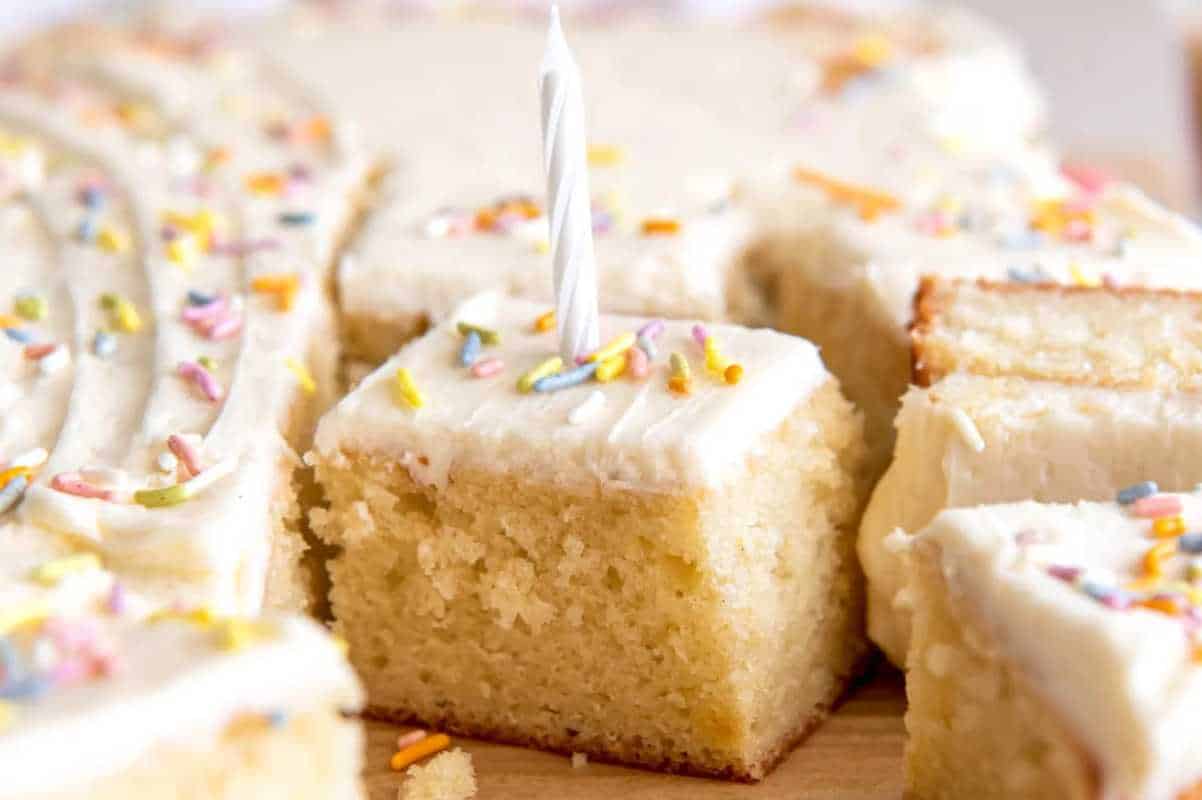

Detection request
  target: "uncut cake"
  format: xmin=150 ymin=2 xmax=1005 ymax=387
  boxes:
xmin=903 ymin=493 xmax=1202 ymax=799
xmin=309 ymin=292 xmax=868 ymax=780
xmin=0 ymin=551 xmax=364 ymax=800
xmin=0 ymin=22 xmax=370 ymax=613
xmin=860 ymin=278 xmax=1202 ymax=665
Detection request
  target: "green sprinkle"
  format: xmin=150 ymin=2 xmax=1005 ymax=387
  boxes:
xmin=99 ymin=293 xmax=118 ymax=310
xmin=456 ymin=321 xmax=500 ymax=346
xmin=198 ymin=355 xmax=217 ymax=371
xmin=134 ymin=484 xmax=191 ymax=508
xmin=14 ymin=295 xmax=47 ymax=321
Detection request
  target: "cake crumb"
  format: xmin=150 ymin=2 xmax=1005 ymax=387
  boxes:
xmin=571 ymin=752 xmax=588 ymax=769
xmin=398 ymin=748 xmax=476 ymax=800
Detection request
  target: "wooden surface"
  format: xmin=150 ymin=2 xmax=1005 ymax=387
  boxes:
xmin=364 ymin=666 xmax=906 ymax=800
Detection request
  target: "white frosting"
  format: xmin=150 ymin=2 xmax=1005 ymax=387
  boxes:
xmin=314 ymin=292 xmax=832 ymax=492
xmin=915 ymin=496 xmax=1202 ymax=799
xmin=0 ymin=28 xmax=368 ymax=613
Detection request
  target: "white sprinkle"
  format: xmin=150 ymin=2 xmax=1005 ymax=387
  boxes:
xmin=181 ymin=456 xmax=236 ymax=495
xmin=10 ymin=447 xmax=48 ymax=469
xmin=157 ymin=452 xmax=179 ymax=474
xmin=568 ymin=390 xmax=605 ymax=425
xmin=38 ymin=345 xmax=70 ymax=375
xmin=949 ymin=408 xmax=985 ymax=452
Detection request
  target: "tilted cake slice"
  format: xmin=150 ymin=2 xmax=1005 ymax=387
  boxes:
xmin=0 ymin=22 xmax=370 ymax=613
xmin=904 ymin=494 xmax=1202 ymax=799
xmin=309 ymin=292 xmax=868 ymax=780
xmin=860 ymin=278 xmax=1202 ymax=666
xmin=0 ymin=551 xmax=364 ymax=800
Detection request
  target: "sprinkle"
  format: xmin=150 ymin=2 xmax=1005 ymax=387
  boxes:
xmin=723 ymin=364 xmax=744 ymax=385
xmin=133 ymin=483 xmax=189 ymax=508
xmin=569 ymin=390 xmax=606 ymax=424
xmin=50 ymin=472 xmax=113 ymax=501
xmin=668 ymin=352 xmax=692 ymax=395
xmin=3 ymin=328 xmax=30 ymax=344
xmin=641 ymin=217 xmax=681 ymax=236
xmin=691 ymin=324 xmax=709 ymax=348
xmin=0 ymin=599 xmax=47 ymax=635
xmin=157 ymin=452 xmax=178 ymax=473
xmin=627 ymin=344 xmax=649 ymax=379
xmin=0 ymin=475 xmax=27 ymax=513
xmin=31 ymin=553 xmax=101 ymax=586
xmin=92 ymin=331 xmax=117 ymax=358
xmin=197 ymin=356 xmax=217 ymax=371
xmin=1144 ymin=541 xmax=1177 ymax=578
xmin=949 ymin=408 xmax=986 ymax=453
xmin=182 ymin=294 xmax=227 ymax=323
xmin=1154 ymin=516 xmax=1187 ymax=539
xmin=636 ymin=333 xmax=657 ymax=361
xmin=285 ymin=357 xmax=316 ymax=395
xmin=518 ymin=356 xmax=563 ymax=393
xmin=165 ymin=236 xmax=198 ymax=268
xmin=178 ymin=360 xmax=223 ymax=403
xmin=1047 ymin=565 xmax=1083 ymax=583
xmin=76 ymin=215 xmax=99 ymax=243
xmin=793 ymin=167 xmax=900 ymax=221
xmin=278 ymin=211 xmax=316 ymax=226
xmin=187 ymin=289 xmax=218 ymax=306
xmin=244 ymin=172 xmax=286 ymax=195
xmin=1137 ymin=594 xmax=1185 ymax=617
xmin=587 ymin=143 xmax=624 ymax=167
xmin=1179 ymin=534 xmax=1202 ymax=554
xmin=214 ymin=618 xmax=274 ymax=651
xmin=13 ymin=294 xmax=46 ymax=321
xmin=1131 ymin=495 xmax=1184 ymax=519
xmin=459 ymin=330 xmax=482 ymax=367
xmin=390 ymin=732 xmax=451 ymax=771
xmin=470 ymin=357 xmax=504 ymax=378
xmin=456 ymin=322 xmax=500 ymax=346
xmin=251 ymin=273 xmax=300 ymax=311
xmin=1117 ymin=481 xmax=1158 ymax=505
xmin=96 ymin=227 xmax=128 ymax=253
xmin=534 ymin=310 xmax=556 ymax=332
xmin=167 ymin=434 xmax=204 ymax=478
xmin=533 ymin=362 xmax=598 ymax=393
xmin=396 ymin=730 xmax=429 ymax=750
xmin=1069 ymin=263 xmax=1099 ymax=288
xmin=637 ymin=319 xmax=665 ymax=340
xmin=23 ymin=342 xmax=56 ymax=361
xmin=595 ymin=354 xmax=626 ymax=383
xmin=394 ymin=368 xmax=425 ymax=409
xmin=266 ymin=710 xmax=289 ymax=727
xmin=37 ymin=345 xmax=69 ymax=375
xmin=587 ymin=333 xmax=636 ymax=364
xmin=100 ymin=293 xmax=143 ymax=333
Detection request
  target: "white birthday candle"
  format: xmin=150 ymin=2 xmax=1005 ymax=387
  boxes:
xmin=539 ymin=5 xmax=599 ymax=361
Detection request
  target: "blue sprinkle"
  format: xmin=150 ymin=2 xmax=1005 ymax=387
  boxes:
xmin=0 ymin=475 xmax=27 ymax=515
xmin=1000 ymin=230 xmax=1044 ymax=251
xmin=1178 ymin=533 xmax=1202 ymax=554
xmin=265 ymin=709 xmax=289 ymax=727
xmin=1117 ymin=481 xmax=1158 ymax=505
xmin=187 ymin=289 xmax=218 ymax=307
xmin=636 ymin=334 xmax=657 ymax=361
xmin=76 ymin=214 xmax=99 ymax=243
xmin=1079 ymin=580 xmax=1115 ymax=603
xmin=533 ymin=361 xmax=598 ymax=393
xmin=278 ymin=211 xmax=316 ymax=226
xmin=3 ymin=328 xmax=31 ymax=344
xmin=459 ymin=330 xmax=481 ymax=367
xmin=92 ymin=331 xmax=117 ymax=359
xmin=81 ymin=186 xmax=106 ymax=210
xmin=0 ymin=672 xmax=50 ymax=701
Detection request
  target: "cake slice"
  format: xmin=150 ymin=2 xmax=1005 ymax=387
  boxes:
xmin=309 ymin=292 xmax=868 ymax=780
xmin=0 ymin=550 xmax=365 ymax=800
xmin=860 ymin=278 xmax=1202 ymax=666
xmin=904 ymin=494 xmax=1202 ymax=800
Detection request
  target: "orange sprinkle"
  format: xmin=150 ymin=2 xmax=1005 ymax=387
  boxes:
xmin=389 ymin=732 xmax=450 ymax=771
xmin=1143 ymin=541 xmax=1176 ymax=578
xmin=793 ymin=167 xmax=900 ymax=221
xmin=1137 ymin=595 xmax=1184 ymax=616
xmin=0 ymin=467 xmax=32 ymax=491
xmin=251 ymin=273 xmax=300 ymax=311
xmin=534 ymin=310 xmax=556 ymax=333
xmin=641 ymin=218 xmax=681 ymax=236
xmin=1193 ymin=644 xmax=1202 ymax=663
xmin=1153 ymin=515 xmax=1187 ymax=539
xmin=724 ymin=364 xmax=744 ymax=385
xmin=299 ymin=115 xmax=332 ymax=143
xmin=205 ymin=146 xmax=232 ymax=170
xmin=668 ymin=375 xmax=691 ymax=395
xmin=244 ymin=172 xmax=286 ymax=196
xmin=0 ymin=314 xmax=23 ymax=328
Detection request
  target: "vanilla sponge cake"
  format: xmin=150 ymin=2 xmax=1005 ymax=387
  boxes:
xmin=0 ymin=554 xmax=364 ymax=800
xmin=0 ymin=23 xmax=369 ymax=613
xmin=904 ymin=495 xmax=1202 ymax=799
xmin=860 ymin=279 xmax=1202 ymax=666
xmin=310 ymin=292 xmax=868 ymax=780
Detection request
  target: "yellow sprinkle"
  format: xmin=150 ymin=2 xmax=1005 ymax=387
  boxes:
xmin=251 ymin=273 xmax=301 ymax=312
xmin=587 ymin=332 xmax=636 ymax=363
xmin=285 ymin=357 xmax=316 ymax=395
xmin=851 ymin=33 xmax=893 ymax=67
xmin=0 ymin=700 xmax=17 ymax=731
xmin=150 ymin=606 xmax=216 ymax=628
xmin=394 ymin=368 xmax=425 ymax=409
xmin=587 ymin=143 xmax=625 ymax=167
xmin=534 ymin=238 xmax=551 ymax=254
xmin=1069 ymin=263 xmax=1100 ymax=288
xmin=134 ymin=483 xmax=191 ymax=508
xmin=518 ymin=356 xmax=563 ymax=393
xmin=0 ymin=313 xmax=22 ymax=328
xmin=0 ymin=466 xmax=33 ymax=491
xmin=534 ymin=310 xmax=556 ymax=333
xmin=166 ymin=236 xmax=197 ymax=269
xmin=113 ymin=298 xmax=143 ymax=333
xmin=31 ymin=553 xmax=101 ymax=586
xmin=456 ymin=322 xmax=500 ymax=345
xmin=0 ymin=598 xmax=48 ymax=634
xmin=244 ymin=172 xmax=286 ymax=195
xmin=1154 ymin=515 xmax=1186 ymax=539
xmin=214 ymin=617 xmax=274 ymax=651
xmin=13 ymin=295 xmax=46 ymax=321
xmin=97 ymin=226 xmax=129 ymax=254
xmin=641 ymin=218 xmax=681 ymax=236
xmin=703 ymin=336 xmax=724 ymax=371
xmin=595 ymin=354 xmax=626 ymax=383
xmin=390 ymin=733 xmax=451 ymax=771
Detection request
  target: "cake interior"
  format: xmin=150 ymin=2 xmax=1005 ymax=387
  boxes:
xmin=312 ymin=379 xmax=867 ymax=780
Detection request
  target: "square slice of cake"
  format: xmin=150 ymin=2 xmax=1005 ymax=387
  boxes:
xmin=861 ymin=278 xmax=1202 ymax=666
xmin=904 ymin=495 xmax=1202 ymax=800
xmin=309 ymin=292 xmax=868 ymax=780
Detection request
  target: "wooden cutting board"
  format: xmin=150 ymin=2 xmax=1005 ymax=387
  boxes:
xmin=363 ymin=666 xmax=906 ymax=799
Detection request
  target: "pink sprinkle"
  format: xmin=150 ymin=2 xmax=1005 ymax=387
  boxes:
xmin=1062 ymin=219 xmax=1093 ymax=243
xmin=1130 ymin=495 xmax=1183 ymax=519
xmin=471 ymin=357 xmax=504 ymax=378
xmin=1047 ymin=565 xmax=1082 ymax=583
xmin=691 ymin=324 xmax=709 ymax=347
xmin=210 ymin=238 xmax=281 ymax=257
xmin=23 ymin=342 xmax=57 ymax=361
xmin=637 ymin=319 xmax=665 ymax=340
xmin=107 ymin=581 xmax=127 ymax=615
xmin=627 ymin=343 xmax=649 ymax=378
xmin=51 ymin=472 xmax=113 ymax=501
xmin=182 ymin=294 xmax=227 ymax=323
xmin=167 ymin=434 xmax=204 ymax=478
xmin=396 ymin=730 xmax=428 ymax=750
xmin=207 ymin=313 xmax=243 ymax=340
xmin=178 ymin=360 xmax=223 ymax=402
xmin=1061 ymin=162 xmax=1112 ymax=196
xmin=52 ymin=657 xmax=92 ymax=685
xmin=1102 ymin=273 xmax=1119 ymax=291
